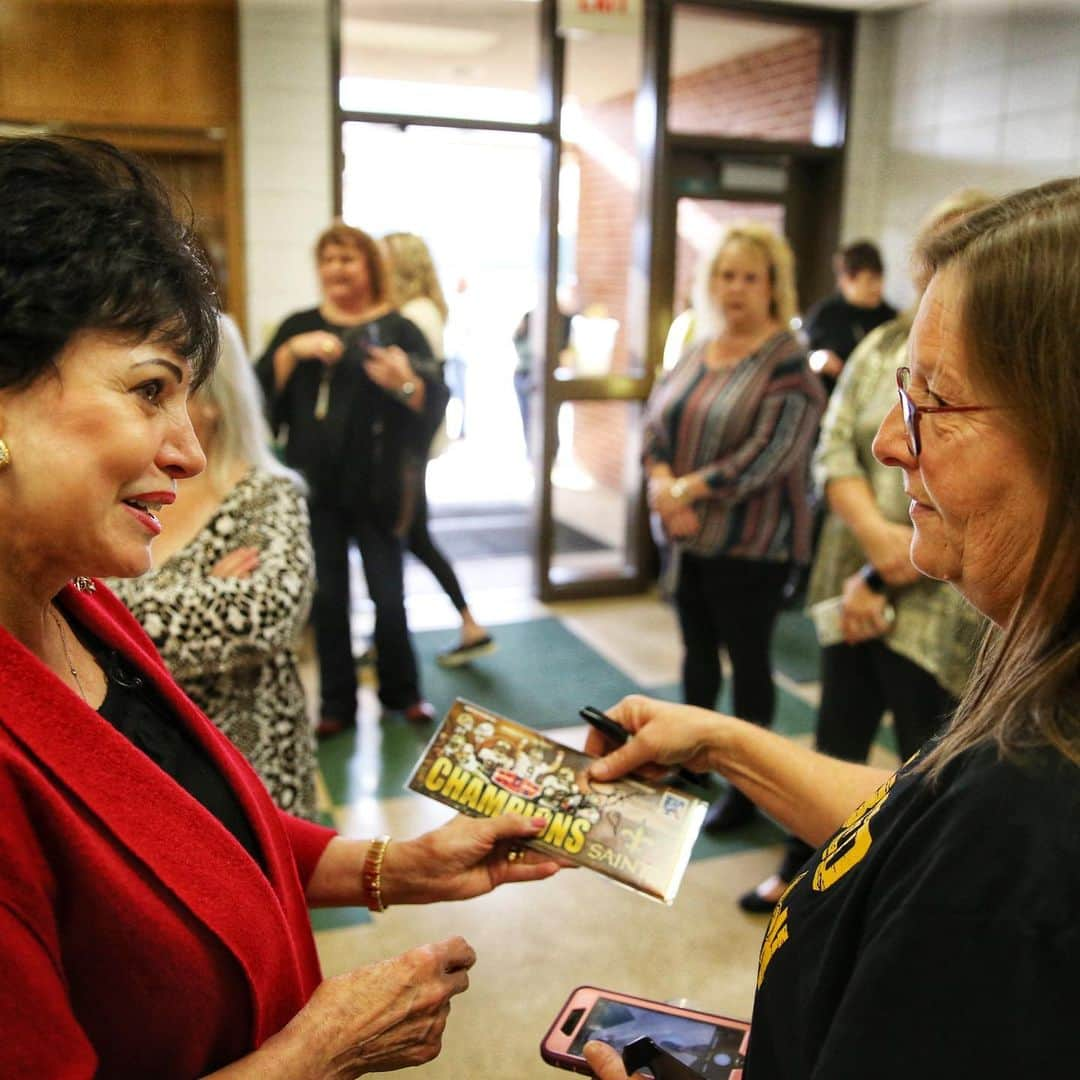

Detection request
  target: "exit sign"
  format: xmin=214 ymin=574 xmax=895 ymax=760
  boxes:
xmin=559 ymin=0 xmax=639 ymax=35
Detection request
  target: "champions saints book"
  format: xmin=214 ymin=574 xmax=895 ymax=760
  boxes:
xmin=406 ymin=698 xmax=708 ymax=904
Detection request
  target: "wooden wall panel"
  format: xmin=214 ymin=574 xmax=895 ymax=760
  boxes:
xmin=0 ymin=0 xmax=246 ymax=327
xmin=0 ymin=0 xmax=236 ymax=129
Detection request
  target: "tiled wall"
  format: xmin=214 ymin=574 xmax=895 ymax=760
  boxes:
xmin=843 ymin=0 xmax=1080 ymax=310
xmin=239 ymin=0 xmax=334 ymax=353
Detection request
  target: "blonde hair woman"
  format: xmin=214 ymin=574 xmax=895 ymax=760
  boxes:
xmin=643 ymin=221 xmax=825 ymax=832
xmin=111 ymin=314 xmax=318 ymax=817
xmin=383 ymin=231 xmax=496 ymax=667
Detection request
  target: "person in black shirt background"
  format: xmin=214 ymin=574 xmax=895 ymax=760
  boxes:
xmin=256 ymin=223 xmax=448 ymax=735
xmin=804 ymin=240 xmax=897 ymax=397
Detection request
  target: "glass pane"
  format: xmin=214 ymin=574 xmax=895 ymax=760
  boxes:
xmin=669 ymin=5 xmax=824 ymax=142
xmin=549 ymin=399 xmax=640 ymax=581
xmin=342 ymin=121 xmax=542 ymax=509
xmin=559 ymin=5 xmax=644 ymax=376
xmin=340 ymin=0 xmax=541 ymax=124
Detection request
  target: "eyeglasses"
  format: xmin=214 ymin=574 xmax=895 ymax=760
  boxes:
xmin=895 ymin=366 xmax=1001 ymax=457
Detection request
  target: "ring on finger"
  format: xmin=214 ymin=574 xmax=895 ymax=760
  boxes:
xmin=506 ymin=845 xmax=525 ymax=863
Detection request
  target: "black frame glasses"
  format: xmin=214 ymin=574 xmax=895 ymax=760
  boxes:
xmin=895 ymin=366 xmax=1001 ymax=457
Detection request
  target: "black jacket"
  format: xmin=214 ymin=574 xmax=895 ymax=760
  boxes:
xmin=256 ymin=308 xmax=448 ymax=534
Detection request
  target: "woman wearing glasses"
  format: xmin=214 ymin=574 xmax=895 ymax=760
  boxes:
xmin=584 ymin=176 xmax=1079 ymax=1079
xmin=739 ymin=192 xmax=990 ymax=914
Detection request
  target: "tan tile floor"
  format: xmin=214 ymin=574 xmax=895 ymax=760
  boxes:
xmin=308 ymin=556 xmax=899 ymax=1078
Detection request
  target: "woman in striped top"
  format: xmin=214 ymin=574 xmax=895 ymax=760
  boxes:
xmin=643 ymin=223 xmax=825 ymax=832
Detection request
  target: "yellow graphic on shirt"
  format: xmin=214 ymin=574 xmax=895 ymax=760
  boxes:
xmin=756 ymin=872 xmax=805 ymax=989
xmin=756 ymin=775 xmax=898 ymax=989
xmin=812 ymin=774 xmax=895 ymax=893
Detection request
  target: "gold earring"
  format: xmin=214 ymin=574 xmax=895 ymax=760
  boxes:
xmin=0 ymin=438 xmax=10 ymax=470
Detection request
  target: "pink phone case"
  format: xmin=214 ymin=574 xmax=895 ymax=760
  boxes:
xmin=540 ymin=985 xmax=750 ymax=1078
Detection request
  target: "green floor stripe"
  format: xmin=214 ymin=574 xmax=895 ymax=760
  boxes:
xmin=772 ymin=610 xmax=821 ymax=684
xmin=413 ymin=617 xmax=645 ymax=729
xmin=310 ymin=905 xmax=372 ymax=931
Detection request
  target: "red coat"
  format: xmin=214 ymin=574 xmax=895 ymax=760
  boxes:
xmin=0 ymin=582 xmax=336 ymax=1078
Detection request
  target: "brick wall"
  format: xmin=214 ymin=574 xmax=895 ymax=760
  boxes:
xmin=568 ymin=32 xmax=820 ymax=494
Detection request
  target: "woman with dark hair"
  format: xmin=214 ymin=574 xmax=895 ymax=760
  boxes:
xmin=0 ymin=136 xmax=561 ymax=1078
xmin=584 ymin=177 xmax=1079 ymax=1079
xmin=256 ymin=223 xmax=449 ymax=735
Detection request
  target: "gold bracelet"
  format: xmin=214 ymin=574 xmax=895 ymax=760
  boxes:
xmin=361 ymin=835 xmax=390 ymax=912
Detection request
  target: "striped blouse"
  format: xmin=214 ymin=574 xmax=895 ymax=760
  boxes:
xmin=643 ymin=330 xmax=825 ymax=563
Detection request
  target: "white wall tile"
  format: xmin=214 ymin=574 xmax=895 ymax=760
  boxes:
xmin=1005 ymin=53 xmax=1080 ymax=116
xmin=941 ymin=8 xmax=1011 ymax=74
xmin=935 ymin=118 xmax=1001 ymax=160
xmin=1001 ymin=108 xmax=1080 ymax=163
xmin=938 ymin=66 xmax=1007 ymax=126
xmin=240 ymin=0 xmax=334 ymax=344
xmin=1006 ymin=4 xmax=1080 ymax=64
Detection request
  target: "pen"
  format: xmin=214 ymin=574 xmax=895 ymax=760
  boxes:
xmin=579 ymin=706 xmax=708 ymax=789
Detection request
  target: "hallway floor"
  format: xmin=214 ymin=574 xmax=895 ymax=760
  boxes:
xmin=307 ymin=552 xmax=900 ymax=1078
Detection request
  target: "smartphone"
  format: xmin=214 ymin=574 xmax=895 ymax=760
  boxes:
xmin=540 ymin=985 xmax=750 ymax=1079
xmin=345 ymin=322 xmax=381 ymax=357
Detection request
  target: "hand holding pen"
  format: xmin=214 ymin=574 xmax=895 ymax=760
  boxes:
xmin=579 ymin=706 xmax=708 ymax=788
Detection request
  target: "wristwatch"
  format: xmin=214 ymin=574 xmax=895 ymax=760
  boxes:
xmin=397 ymin=379 xmax=416 ymax=402
xmin=860 ymin=564 xmax=887 ymax=593
xmin=670 ymin=477 xmax=690 ymax=502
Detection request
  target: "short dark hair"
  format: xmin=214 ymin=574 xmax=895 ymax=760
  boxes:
xmin=0 ymin=136 xmax=220 ymax=391
xmin=836 ymin=240 xmax=884 ymax=278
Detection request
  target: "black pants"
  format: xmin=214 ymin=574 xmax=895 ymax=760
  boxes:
xmin=407 ymin=483 xmax=467 ymax=613
xmin=778 ymin=640 xmax=957 ymax=881
xmin=675 ymin=553 xmax=789 ymax=726
xmin=309 ymin=502 xmax=420 ymax=718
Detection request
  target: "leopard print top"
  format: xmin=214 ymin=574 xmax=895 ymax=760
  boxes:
xmin=111 ymin=469 xmax=318 ymax=819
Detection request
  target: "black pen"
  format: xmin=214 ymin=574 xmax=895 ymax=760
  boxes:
xmin=579 ymin=706 xmax=708 ymax=788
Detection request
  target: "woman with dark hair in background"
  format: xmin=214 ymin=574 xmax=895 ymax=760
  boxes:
xmin=803 ymin=239 xmax=897 ymax=394
xmin=111 ymin=314 xmax=319 ymax=819
xmin=383 ymin=231 xmax=496 ymax=668
xmin=586 ymin=176 xmax=1079 ymax=1079
xmin=642 ymin=222 xmax=825 ymax=832
xmin=256 ymin=223 xmax=449 ymax=735
xmin=0 ymin=136 xmax=561 ymax=1078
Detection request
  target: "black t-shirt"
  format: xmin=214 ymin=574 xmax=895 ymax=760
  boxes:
xmin=746 ymin=740 xmax=1080 ymax=1079
xmin=255 ymin=309 xmax=443 ymax=520
xmin=804 ymin=294 xmax=897 ymax=395
xmin=79 ymin=627 xmax=265 ymax=870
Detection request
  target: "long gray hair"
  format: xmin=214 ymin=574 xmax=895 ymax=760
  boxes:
xmin=198 ymin=315 xmax=303 ymax=493
xmin=915 ymin=177 xmax=1080 ymax=780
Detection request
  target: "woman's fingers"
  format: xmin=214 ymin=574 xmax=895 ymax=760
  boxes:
xmin=588 ymin=697 xmax=718 ymax=781
xmin=584 ymin=1040 xmax=645 ymax=1080
xmin=210 ymin=546 xmax=260 ymax=578
xmin=434 ymin=933 xmax=477 ymax=976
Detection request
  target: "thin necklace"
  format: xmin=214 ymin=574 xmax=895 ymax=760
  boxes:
xmin=49 ymin=607 xmax=88 ymax=704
